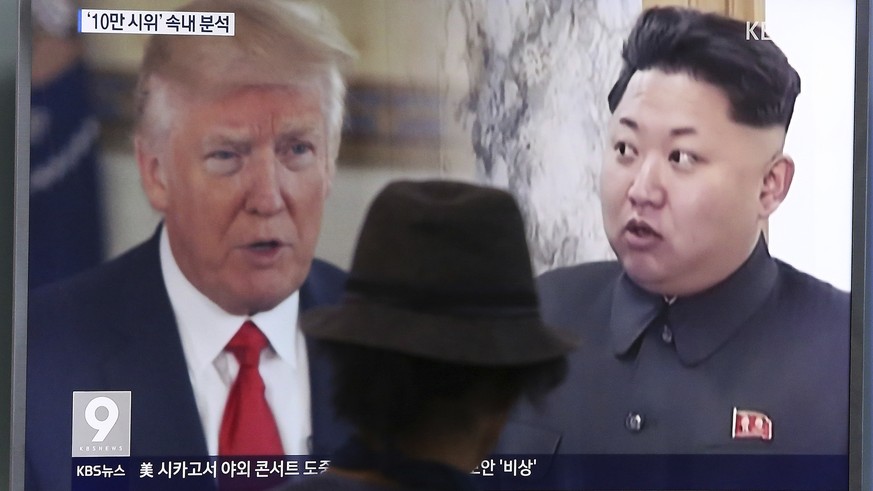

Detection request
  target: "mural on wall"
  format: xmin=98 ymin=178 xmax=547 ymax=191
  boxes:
xmin=454 ymin=0 xmax=641 ymax=274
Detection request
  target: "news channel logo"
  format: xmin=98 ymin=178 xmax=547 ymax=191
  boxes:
xmin=745 ymin=21 xmax=772 ymax=40
xmin=72 ymin=391 xmax=131 ymax=457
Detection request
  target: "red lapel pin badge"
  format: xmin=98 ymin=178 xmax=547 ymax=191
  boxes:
xmin=732 ymin=407 xmax=772 ymax=441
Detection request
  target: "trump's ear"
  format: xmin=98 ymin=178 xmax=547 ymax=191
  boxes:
xmin=135 ymin=135 xmax=170 ymax=213
xmin=323 ymin=158 xmax=336 ymax=197
xmin=324 ymin=172 xmax=333 ymax=198
xmin=759 ymin=154 xmax=795 ymax=219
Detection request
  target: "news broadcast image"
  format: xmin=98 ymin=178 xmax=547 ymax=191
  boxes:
xmin=17 ymin=0 xmax=863 ymax=490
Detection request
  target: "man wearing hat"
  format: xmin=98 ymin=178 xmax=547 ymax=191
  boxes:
xmin=275 ymin=179 xmax=574 ymax=491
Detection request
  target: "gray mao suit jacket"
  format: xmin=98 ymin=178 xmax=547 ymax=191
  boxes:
xmin=499 ymin=238 xmax=849 ymax=455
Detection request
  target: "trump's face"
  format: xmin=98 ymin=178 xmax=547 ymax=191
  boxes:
xmin=138 ymin=85 xmax=331 ymax=315
xmin=601 ymin=70 xmax=793 ymax=296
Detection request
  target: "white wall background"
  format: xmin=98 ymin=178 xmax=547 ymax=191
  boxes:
xmin=765 ymin=0 xmax=856 ymax=291
xmin=454 ymin=0 xmax=638 ymax=274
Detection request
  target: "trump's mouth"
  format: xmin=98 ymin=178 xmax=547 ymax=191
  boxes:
xmin=240 ymin=240 xmax=290 ymax=266
xmin=248 ymin=240 xmax=282 ymax=251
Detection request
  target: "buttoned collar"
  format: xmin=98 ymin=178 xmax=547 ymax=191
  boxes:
xmin=610 ymin=236 xmax=778 ymax=366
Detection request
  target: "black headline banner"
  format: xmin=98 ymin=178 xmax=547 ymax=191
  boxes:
xmin=70 ymin=454 xmax=847 ymax=490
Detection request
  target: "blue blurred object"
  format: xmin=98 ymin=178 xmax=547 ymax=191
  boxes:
xmin=29 ymin=60 xmax=104 ymax=288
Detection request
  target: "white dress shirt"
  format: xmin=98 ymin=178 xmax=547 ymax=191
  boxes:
xmin=159 ymin=229 xmax=312 ymax=455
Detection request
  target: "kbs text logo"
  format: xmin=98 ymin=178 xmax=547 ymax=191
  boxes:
xmin=746 ymin=21 xmax=772 ymax=40
xmin=72 ymin=391 xmax=131 ymax=457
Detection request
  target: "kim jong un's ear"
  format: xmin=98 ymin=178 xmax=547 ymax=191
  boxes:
xmin=759 ymin=153 xmax=795 ymax=219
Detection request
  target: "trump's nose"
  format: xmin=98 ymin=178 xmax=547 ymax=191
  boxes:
xmin=244 ymin=156 xmax=285 ymax=216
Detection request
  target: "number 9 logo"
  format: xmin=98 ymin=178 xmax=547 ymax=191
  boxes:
xmin=84 ymin=396 xmax=119 ymax=442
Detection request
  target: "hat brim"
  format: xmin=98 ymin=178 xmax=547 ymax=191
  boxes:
xmin=301 ymin=303 xmax=578 ymax=366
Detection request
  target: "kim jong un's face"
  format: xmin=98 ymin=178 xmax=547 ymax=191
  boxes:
xmin=600 ymin=69 xmax=793 ymax=297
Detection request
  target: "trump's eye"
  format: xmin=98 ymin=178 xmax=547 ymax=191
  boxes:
xmin=204 ymin=150 xmax=243 ymax=174
xmin=276 ymin=139 xmax=317 ymax=170
xmin=208 ymin=150 xmax=236 ymax=160
xmin=668 ymin=149 xmax=701 ymax=169
xmin=290 ymin=142 xmax=312 ymax=155
xmin=277 ymin=140 xmax=313 ymax=156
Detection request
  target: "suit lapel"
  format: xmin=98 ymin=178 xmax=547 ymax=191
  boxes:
xmin=97 ymin=244 xmax=349 ymax=458
xmin=100 ymin=231 xmax=208 ymax=457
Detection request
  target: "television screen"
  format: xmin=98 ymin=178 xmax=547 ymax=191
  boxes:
xmin=14 ymin=0 xmax=871 ymax=490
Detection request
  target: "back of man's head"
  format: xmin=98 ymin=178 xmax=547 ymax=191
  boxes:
xmin=608 ymin=7 xmax=800 ymax=131
xmin=301 ymin=180 xmax=576 ymax=462
xmin=324 ymin=342 xmax=568 ymax=447
xmin=135 ymin=0 xmax=355 ymax=163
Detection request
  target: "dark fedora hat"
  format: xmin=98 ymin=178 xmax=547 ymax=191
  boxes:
xmin=301 ymin=179 xmax=578 ymax=365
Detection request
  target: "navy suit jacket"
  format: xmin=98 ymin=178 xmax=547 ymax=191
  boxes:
xmin=25 ymin=231 xmax=351 ymax=490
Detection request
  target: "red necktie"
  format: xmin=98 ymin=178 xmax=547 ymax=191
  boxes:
xmin=218 ymin=321 xmax=284 ymax=456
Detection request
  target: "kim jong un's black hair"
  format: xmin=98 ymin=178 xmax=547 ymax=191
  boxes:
xmin=607 ymin=7 xmax=801 ymax=130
